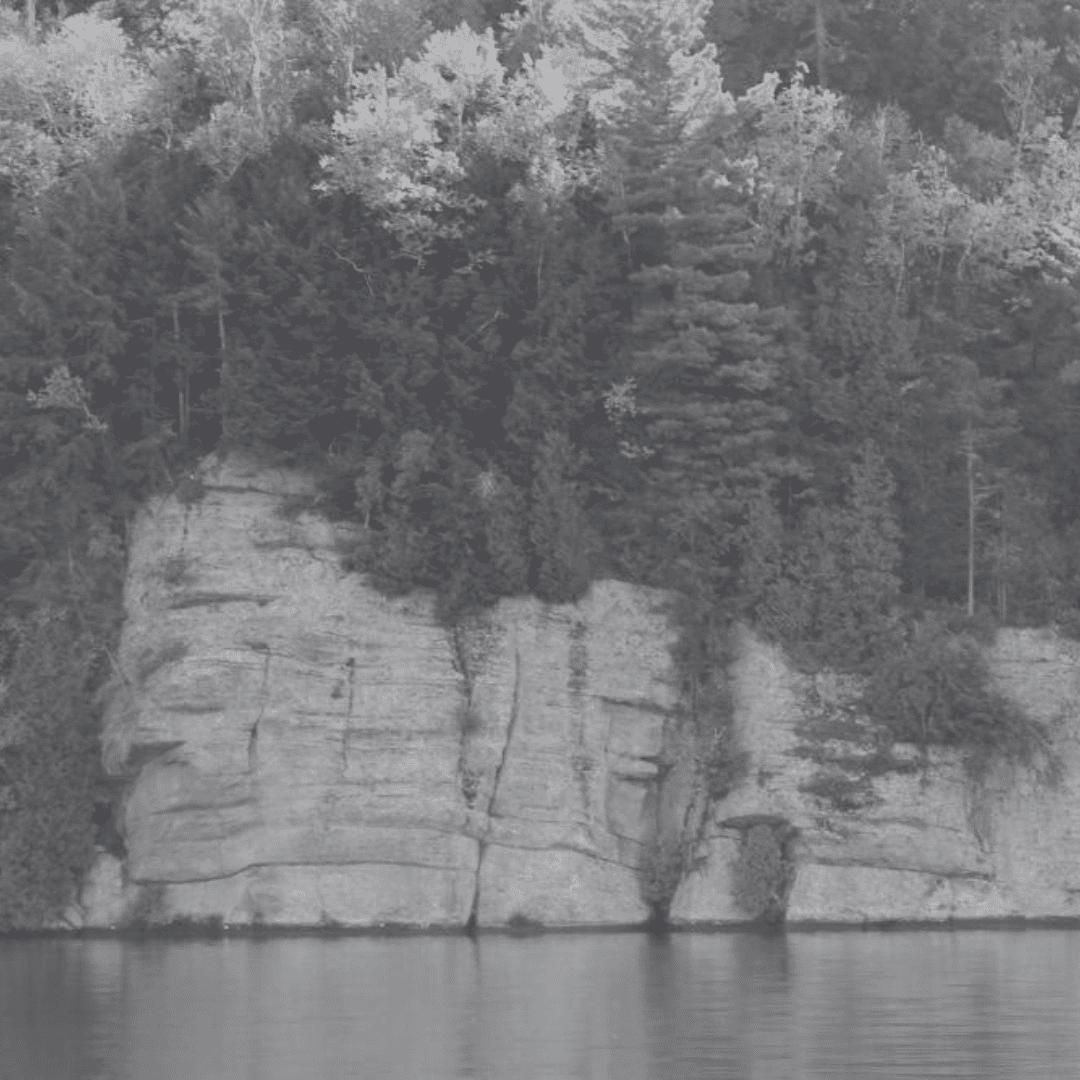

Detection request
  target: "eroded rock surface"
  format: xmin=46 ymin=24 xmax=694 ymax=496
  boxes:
xmin=81 ymin=454 xmax=1080 ymax=929
xmin=87 ymin=454 xmax=680 ymax=929
xmin=669 ymin=628 xmax=1080 ymax=926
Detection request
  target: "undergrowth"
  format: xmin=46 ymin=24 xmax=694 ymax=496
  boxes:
xmin=861 ymin=609 xmax=1061 ymax=785
xmin=731 ymin=823 xmax=795 ymax=922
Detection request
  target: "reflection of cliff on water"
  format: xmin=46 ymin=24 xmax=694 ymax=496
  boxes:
xmin=4 ymin=932 xmax=1080 ymax=1079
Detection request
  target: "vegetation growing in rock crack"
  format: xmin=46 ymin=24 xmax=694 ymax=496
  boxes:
xmin=731 ymin=823 xmax=795 ymax=923
xmin=4 ymin=0 xmax=1080 ymax=927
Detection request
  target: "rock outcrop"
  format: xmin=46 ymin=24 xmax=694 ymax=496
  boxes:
xmin=89 ymin=454 xmax=684 ymax=929
xmin=80 ymin=454 xmax=1080 ymax=929
xmin=669 ymin=628 xmax=1080 ymax=926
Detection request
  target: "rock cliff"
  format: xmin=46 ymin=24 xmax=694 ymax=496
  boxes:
xmin=669 ymin=629 xmax=1080 ymax=926
xmin=86 ymin=454 xmax=685 ymax=929
xmin=79 ymin=455 xmax=1080 ymax=929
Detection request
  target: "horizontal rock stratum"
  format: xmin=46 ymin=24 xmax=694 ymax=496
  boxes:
xmin=78 ymin=454 xmax=1080 ymax=929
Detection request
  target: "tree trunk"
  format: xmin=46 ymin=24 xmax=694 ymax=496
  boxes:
xmin=892 ymin=237 xmax=906 ymax=317
xmin=25 ymin=0 xmax=36 ymax=31
xmin=967 ymin=424 xmax=975 ymax=618
xmin=251 ymin=42 xmax=264 ymax=125
xmin=172 ymin=303 xmax=190 ymax=437
xmin=997 ymin=497 xmax=1007 ymax=623
xmin=180 ymin=378 xmax=190 ymax=439
xmin=813 ymin=0 xmax=828 ymax=89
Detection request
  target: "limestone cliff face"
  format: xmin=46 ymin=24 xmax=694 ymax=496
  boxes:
xmin=87 ymin=454 xmax=682 ymax=929
xmin=80 ymin=455 xmax=1080 ymax=929
xmin=669 ymin=628 xmax=1080 ymax=926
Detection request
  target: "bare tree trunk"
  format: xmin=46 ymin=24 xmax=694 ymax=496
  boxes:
xmin=25 ymin=0 xmax=36 ymax=31
xmin=966 ymin=424 xmax=975 ymax=618
xmin=814 ymin=0 xmax=828 ymax=89
xmin=172 ymin=303 xmax=190 ymax=438
xmin=931 ymin=242 xmax=946 ymax=311
xmin=892 ymin=237 xmax=906 ymax=317
xmin=997 ymin=495 xmax=1007 ymax=623
xmin=250 ymin=41 xmax=264 ymax=125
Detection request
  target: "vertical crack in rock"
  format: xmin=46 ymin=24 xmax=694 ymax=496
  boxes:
xmin=248 ymin=649 xmax=271 ymax=773
xmin=568 ymin=620 xmax=592 ymax=824
xmin=449 ymin=624 xmax=473 ymax=698
xmin=453 ymin=624 xmax=478 ymax=807
xmin=342 ymin=657 xmax=356 ymax=770
xmin=967 ymin=780 xmax=997 ymax=855
xmin=468 ymin=645 xmax=521 ymax=933
xmin=488 ymin=646 xmax=521 ymax=821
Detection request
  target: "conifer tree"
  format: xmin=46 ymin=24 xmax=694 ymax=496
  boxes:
xmin=575 ymin=0 xmax=806 ymax=594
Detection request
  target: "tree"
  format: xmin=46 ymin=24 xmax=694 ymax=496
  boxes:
xmin=866 ymin=143 xmax=973 ymax=316
xmin=896 ymin=356 xmax=1017 ymax=611
xmin=176 ymin=189 xmax=237 ymax=357
xmin=301 ymin=0 xmax=431 ymax=103
xmin=743 ymin=63 xmax=848 ymax=272
xmin=996 ymin=37 xmax=1058 ymax=161
xmin=316 ymin=26 xmax=497 ymax=262
xmin=0 ymin=11 xmax=150 ymax=201
xmin=165 ymin=0 xmax=301 ymax=176
xmin=862 ymin=609 xmax=1054 ymax=777
xmin=987 ymin=472 xmax=1063 ymax=624
xmin=562 ymin=1 xmax=807 ymax=599
xmin=742 ymin=442 xmax=901 ymax=667
xmin=529 ymin=430 xmax=590 ymax=601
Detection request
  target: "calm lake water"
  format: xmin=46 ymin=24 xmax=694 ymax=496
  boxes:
xmin=2 ymin=930 xmax=1080 ymax=1079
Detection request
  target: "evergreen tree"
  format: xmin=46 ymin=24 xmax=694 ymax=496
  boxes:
xmin=567 ymin=0 xmax=806 ymax=595
xmin=742 ymin=442 xmax=901 ymax=668
xmin=529 ymin=430 xmax=590 ymax=602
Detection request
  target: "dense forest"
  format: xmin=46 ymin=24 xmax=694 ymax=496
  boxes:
xmin=2 ymin=0 xmax=1080 ymax=927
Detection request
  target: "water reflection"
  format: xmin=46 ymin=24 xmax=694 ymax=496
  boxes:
xmin=2 ymin=929 xmax=1079 ymax=1079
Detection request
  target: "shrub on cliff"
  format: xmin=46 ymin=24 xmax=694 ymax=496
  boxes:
xmin=668 ymin=596 xmax=749 ymax=801
xmin=861 ymin=612 xmax=1058 ymax=780
xmin=731 ymin=823 xmax=793 ymax=922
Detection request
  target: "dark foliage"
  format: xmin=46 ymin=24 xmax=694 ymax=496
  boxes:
xmin=862 ymin=611 xmax=1058 ymax=779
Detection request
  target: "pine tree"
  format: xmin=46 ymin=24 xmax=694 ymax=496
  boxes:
xmin=572 ymin=0 xmax=806 ymax=595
